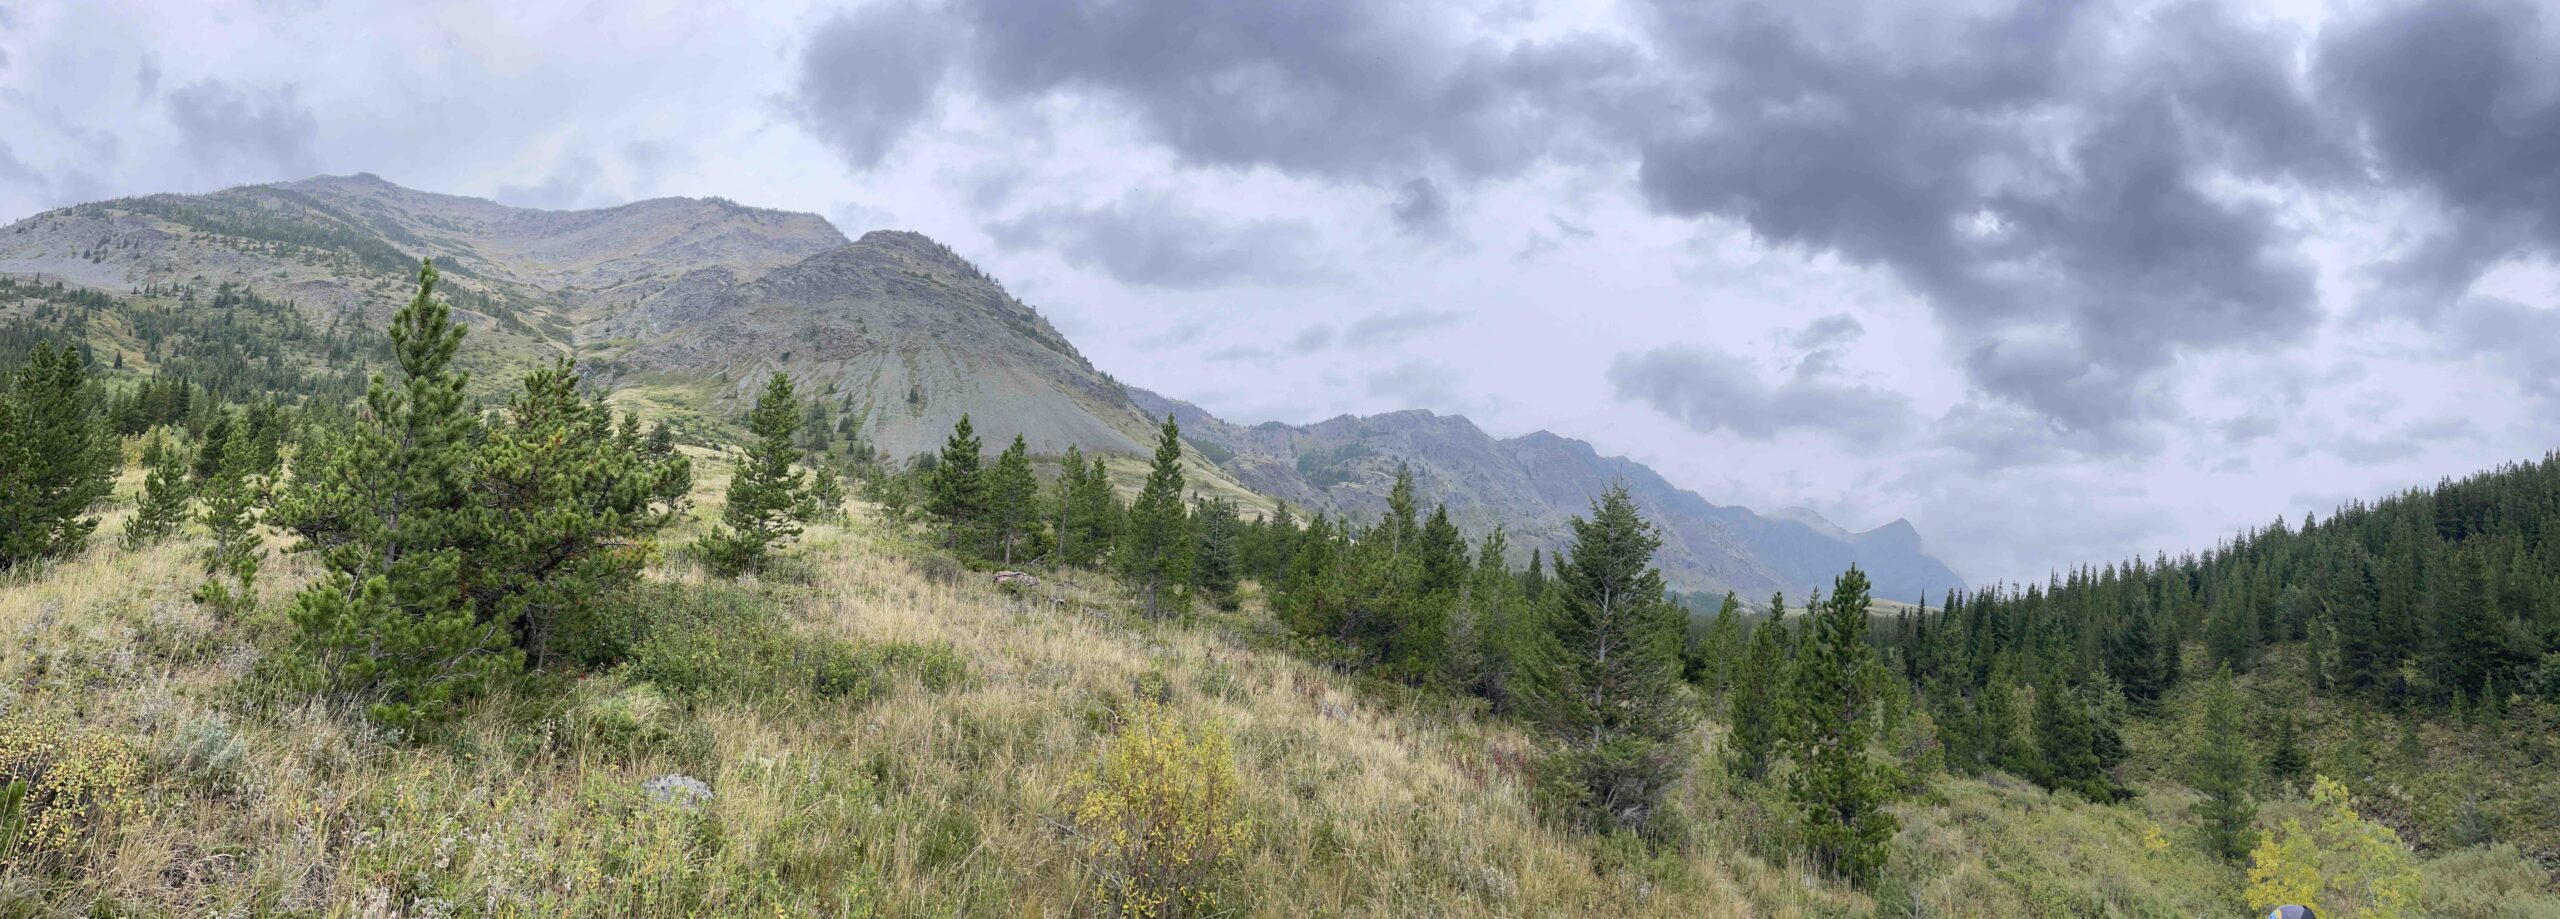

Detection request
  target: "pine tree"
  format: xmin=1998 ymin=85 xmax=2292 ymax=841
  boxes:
xmin=804 ymin=464 xmax=847 ymax=522
xmin=0 ymin=341 xmax=117 ymax=570
xmin=927 ymin=414 xmax=988 ymax=553
xmin=194 ymin=425 xmax=263 ymax=619
xmin=700 ymin=372 xmax=807 ymax=576
xmin=122 ymin=429 xmax=193 ymax=549
xmin=2191 ymin=666 xmax=2258 ymax=862
xmin=1190 ymin=495 xmax=1242 ymax=611
xmin=2267 ymin=711 xmax=2309 ymax=792
xmin=472 ymin=356 xmax=693 ymax=662
xmin=272 ymin=261 xmax=516 ymax=731
xmin=2030 ymin=669 xmax=2126 ymax=802
xmin=1531 ymin=484 xmax=1694 ymax=835
xmin=1418 ymin=504 xmax=1466 ymax=596
xmin=1470 ymin=525 xmax=1545 ymax=713
xmin=1058 ymin=447 xmax=1122 ymax=568
xmin=1727 ymin=613 xmax=1788 ymax=780
xmin=1785 ymin=566 xmax=1900 ymax=884
xmin=1689 ymin=591 xmax=1743 ymax=702
xmin=1119 ymin=416 xmax=1193 ymax=618
xmin=984 ymin=434 xmax=1042 ymax=565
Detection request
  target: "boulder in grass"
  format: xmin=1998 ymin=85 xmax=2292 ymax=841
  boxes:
xmin=993 ymin=571 xmax=1041 ymax=590
xmin=642 ymin=773 xmax=713 ymax=810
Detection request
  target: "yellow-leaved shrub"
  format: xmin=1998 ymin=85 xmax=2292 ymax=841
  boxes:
xmin=1072 ymin=702 xmax=1249 ymax=918
xmin=0 ymin=716 xmax=143 ymax=863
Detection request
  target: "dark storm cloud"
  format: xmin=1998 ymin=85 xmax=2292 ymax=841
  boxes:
xmin=787 ymin=0 xmax=1641 ymax=183
xmin=790 ymin=2 xmax=960 ymax=170
xmin=985 ymin=191 xmax=1325 ymax=289
xmin=1631 ymin=0 xmax=2325 ymax=441
xmin=948 ymin=0 xmax=1637 ymax=181
xmin=163 ymin=79 xmax=318 ymax=177
xmin=1608 ymin=344 xmax=1915 ymax=441
xmin=1390 ymin=177 xmax=1450 ymax=235
xmin=2316 ymin=0 xmax=2560 ymax=316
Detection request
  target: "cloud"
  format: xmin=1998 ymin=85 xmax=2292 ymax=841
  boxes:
xmin=2444 ymin=296 xmax=2560 ymax=405
xmin=162 ymin=79 xmax=318 ymax=177
xmin=986 ymin=190 xmax=1325 ymax=288
xmin=1290 ymin=325 xmax=1336 ymax=352
xmin=495 ymin=154 xmax=604 ymax=210
xmin=0 ymin=142 xmax=43 ymax=191
xmin=785 ymin=0 xmax=1639 ymax=183
xmin=1343 ymin=309 xmax=1462 ymax=345
xmin=1786 ymin=313 xmax=1864 ymax=351
xmin=2327 ymin=417 xmax=2481 ymax=466
xmin=1608 ymin=343 xmax=1915 ymax=441
xmin=1365 ymin=359 xmax=1469 ymax=411
xmin=789 ymin=2 xmax=960 ymax=170
xmin=1390 ymin=177 xmax=1450 ymax=235
xmin=1630 ymin=0 xmax=2326 ymax=442
xmin=2314 ymin=0 xmax=2560 ymax=316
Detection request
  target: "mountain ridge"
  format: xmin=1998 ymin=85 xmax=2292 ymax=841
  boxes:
xmin=0 ymin=173 xmax=1960 ymax=600
xmin=1126 ymin=388 xmax=1965 ymax=602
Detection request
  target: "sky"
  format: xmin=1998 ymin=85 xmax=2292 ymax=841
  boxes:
xmin=2 ymin=0 xmax=2556 ymax=586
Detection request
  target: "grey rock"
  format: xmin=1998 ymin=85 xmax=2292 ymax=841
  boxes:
xmin=642 ymin=773 xmax=713 ymax=810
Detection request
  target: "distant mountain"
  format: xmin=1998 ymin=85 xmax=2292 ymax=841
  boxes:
xmin=0 ymin=173 xmax=1957 ymax=598
xmin=1129 ymin=388 xmax=1964 ymax=602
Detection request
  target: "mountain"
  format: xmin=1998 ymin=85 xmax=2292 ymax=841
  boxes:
xmin=0 ymin=174 xmax=1956 ymax=597
xmin=1129 ymin=388 xmax=1964 ymax=602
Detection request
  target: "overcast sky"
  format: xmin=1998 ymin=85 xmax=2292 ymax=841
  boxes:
xmin=3 ymin=0 xmax=2556 ymax=586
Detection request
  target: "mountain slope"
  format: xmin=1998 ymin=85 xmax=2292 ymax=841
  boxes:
xmin=0 ymin=174 xmax=1949 ymax=596
xmin=1130 ymin=388 xmax=1964 ymax=602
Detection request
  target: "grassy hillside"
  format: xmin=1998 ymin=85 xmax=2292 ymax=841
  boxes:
xmin=6 ymin=453 xmax=2551 ymax=917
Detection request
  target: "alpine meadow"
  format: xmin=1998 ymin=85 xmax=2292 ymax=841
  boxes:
xmin=4 ymin=2 xmax=2560 ymax=917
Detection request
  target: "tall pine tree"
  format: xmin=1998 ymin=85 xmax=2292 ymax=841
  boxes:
xmin=1531 ymin=484 xmax=1694 ymax=835
xmin=1784 ymin=566 xmax=1900 ymax=884
xmin=1119 ymin=416 xmax=1193 ymax=618
xmin=700 ymin=373 xmax=807 ymax=576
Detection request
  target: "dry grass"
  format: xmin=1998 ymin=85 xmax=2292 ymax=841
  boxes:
xmin=17 ymin=461 xmax=2496 ymax=917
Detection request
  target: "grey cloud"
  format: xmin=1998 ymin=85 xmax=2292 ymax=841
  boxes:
xmin=1609 ymin=344 xmax=1915 ymax=441
xmin=787 ymin=0 xmax=1638 ymax=181
xmin=790 ymin=2 xmax=960 ymax=170
xmin=1290 ymin=326 xmax=1336 ymax=352
xmin=2328 ymin=417 xmax=2481 ymax=466
xmin=495 ymin=155 xmax=604 ymax=210
xmin=1365 ymin=360 xmax=1468 ymax=411
xmin=1390 ymin=177 xmax=1450 ymax=235
xmin=1632 ymin=0 xmax=2325 ymax=443
xmin=2317 ymin=0 xmax=2560 ymax=315
xmin=1787 ymin=313 xmax=1864 ymax=351
xmin=2445 ymin=296 xmax=2560 ymax=404
xmin=986 ymin=191 xmax=1324 ymax=289
xmin=163 ymin=79 xmax=318 ymax=177
xmin=0 ymin=141 xmax=43 ymax=191
xmin=1205 ymin=345 xmax=1274 ymax=363
xmin=135 ymin=58 xmax=160 ymax=100
xmin=1344 ymin=309 xmax=1462 ymax=345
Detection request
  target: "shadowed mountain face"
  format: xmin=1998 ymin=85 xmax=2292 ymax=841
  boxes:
xmin=0 ymin=174 xmax=1958 ymax=598
xmin=1129 ymin=388 xmax=1965 ymax=602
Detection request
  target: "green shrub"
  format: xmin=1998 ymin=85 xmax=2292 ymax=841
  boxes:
xmin=1072 ymin=702 xmax=1250 ymax=918
xmin=609 ymin=580 xmax=970 ymax=705
xmin=2421 ymin=845 xmax=2560 ymax=919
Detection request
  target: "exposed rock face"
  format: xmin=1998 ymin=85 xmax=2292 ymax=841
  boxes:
xmin=604 ymin=230 xmax=1162 ymax=460
xmin=1129 ymin=388 xmax=1965 ymax=602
